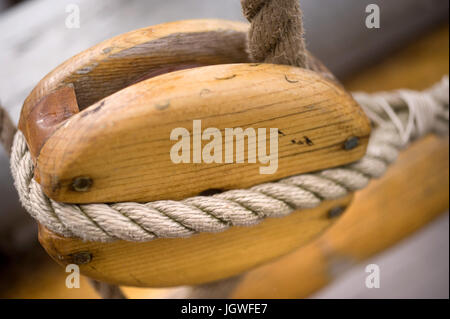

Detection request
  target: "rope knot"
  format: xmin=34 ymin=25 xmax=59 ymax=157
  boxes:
xmin=241 ymin=0 xmax=308 ymax=67
xmin=353 ymin=76 xmax=449 ymax=145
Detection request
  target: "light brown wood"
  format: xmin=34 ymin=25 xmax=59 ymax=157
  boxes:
xmin=19 ymin=19 xmax=348 ymax=203
xmin=35 ymin=64 xmax=370 ymax=203
xmin=226 ymin=134 xmax=449 ymax=298
xmin=39 ymin=194 xmax=353 ymax=287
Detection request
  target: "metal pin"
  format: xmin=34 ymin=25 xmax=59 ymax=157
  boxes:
xmin=72 ymin=251 xmax=92 ymax=265
xmin=328 ymin=206 xmax=346 ymax=218
xmin=343 ymin=136 xmax=359 ymax=150
xmin=72 ymin=176 xmax=93 ymax=192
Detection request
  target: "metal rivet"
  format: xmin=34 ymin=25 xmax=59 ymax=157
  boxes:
xmin=72 ymin=251 xmax=92 ymax=265
xmin=72 ymin=176 xmax=93 ymax=192
xmin=343 ymin=136 xmax=359 ymax=150
xmin=328 ymin=206 xmax=346 ymax=219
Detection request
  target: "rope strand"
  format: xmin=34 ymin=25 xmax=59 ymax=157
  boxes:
xmin=241 ymin=0 xmax=308 ymax=67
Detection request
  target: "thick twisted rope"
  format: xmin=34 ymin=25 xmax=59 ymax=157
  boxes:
xmin=241 ymin=0 xmax=308 ymax=67
xmin=7 ymin=76 xmax=449 ymax=242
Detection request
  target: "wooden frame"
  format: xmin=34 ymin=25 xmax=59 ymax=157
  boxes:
xmin=21 ymin=19 xmax=372 ymax=287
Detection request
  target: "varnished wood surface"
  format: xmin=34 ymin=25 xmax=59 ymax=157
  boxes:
xmin=35 ymin=64 xmax=369 ymax=203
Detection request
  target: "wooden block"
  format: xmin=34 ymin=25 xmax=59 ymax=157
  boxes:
xmin=34 ymin=64 xmax=370 ymax=203
xmin=38 ymin=194 xmax=353 ymax=287
xmin=20 ymin=19 xmax=368 ymax=289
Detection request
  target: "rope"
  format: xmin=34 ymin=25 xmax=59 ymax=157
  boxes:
xmin=241 ymin=0 xmax=308 ymax=67
xmin=7 ymin=76 xmax=448 ymax=242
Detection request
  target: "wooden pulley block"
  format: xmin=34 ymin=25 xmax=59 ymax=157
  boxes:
xmin=20 ymin=20 xmax=371 ymax=287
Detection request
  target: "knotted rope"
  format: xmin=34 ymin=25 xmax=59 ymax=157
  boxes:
xmin=241 ymin=0 xmax=308 ymax=67
xmin=5 ymin=76 xmax=448 ymax=242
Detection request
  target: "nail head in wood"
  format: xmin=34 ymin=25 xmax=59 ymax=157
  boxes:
xmin=72 ymin=176 xmax=93 ymax=192
xmin=344 ymin=136 xmax=359 ymax=151
xmin=328 ymin=206 xmax=346 ymax=218
xmin=72 ymin=251 xmax=92 ymax=265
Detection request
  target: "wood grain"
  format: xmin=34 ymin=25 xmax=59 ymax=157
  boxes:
xmin=38 ymin=194 xmax=353 ymax=287
xmin=35 ymin=64 xmax=370 ymax=203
